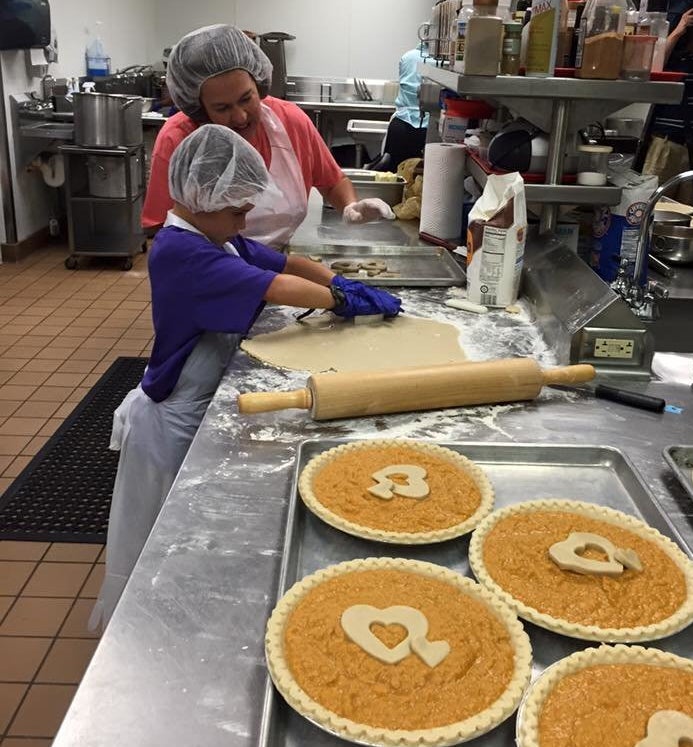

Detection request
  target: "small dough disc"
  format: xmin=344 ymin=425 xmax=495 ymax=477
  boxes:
xmin=241 ymin=315 xmax=466 ymax=373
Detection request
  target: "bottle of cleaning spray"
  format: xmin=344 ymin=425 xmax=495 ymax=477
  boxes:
xmin=85 ymin=21 xmax=111 ymax=77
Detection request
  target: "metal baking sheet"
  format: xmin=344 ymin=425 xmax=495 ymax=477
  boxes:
xmin=287 ymin=244 xmax=465 ymax=287
xmin=259 ymin=441 xmax=693 ymax=747
xmin=664 ymin=444 xmax=693 ymax=501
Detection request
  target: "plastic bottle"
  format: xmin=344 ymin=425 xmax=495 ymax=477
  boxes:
xmin=526 ymin=0 xmax=561 ymax=76
xmin=649 ymin=12 xmax=669 ymax=72
xmin=501 ymin=21 xmax=523 ymax=73
xmin=453 ymin=0 xmax=475 ymax=72
xmin=85 ymin=21 xmax=111 ymax=77
xmin=625 ymin=0 xmax=639 ymax=34
xmin=464 ymin=0 xmax=504 ymax=75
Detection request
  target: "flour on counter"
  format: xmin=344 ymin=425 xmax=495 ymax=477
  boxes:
xmin=202 ymin=289 xmax=569 ymax=444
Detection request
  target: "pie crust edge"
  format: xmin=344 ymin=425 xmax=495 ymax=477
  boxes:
xmin=468 ymin=499 xmax=693 ymax=642
xmin=516 ymin=643 xmax=693 ymax=747
xmin=298 ymin=439 xmax=495 ymax=544
xmin=265 ymin=557 xmax=533 ymax=747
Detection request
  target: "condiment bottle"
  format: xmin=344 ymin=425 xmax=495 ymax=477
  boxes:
xmin=526 ymin=0 xmax=562 ymax=76
xmin=575 ymin=0 xmax=627 ymax=79
xmin=464 ymin=0 xmax=504 ymax=75
xmin=453 ymin=0 xmax=475 ymax=71
xmin=501 ymin=21 xmax=523 ymax=73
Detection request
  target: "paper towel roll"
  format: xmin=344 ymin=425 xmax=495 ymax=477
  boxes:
xmin=39 ymin=154 xmax=65 ymax=187
xmin=420 ymin=143 xmax=466 ymax=240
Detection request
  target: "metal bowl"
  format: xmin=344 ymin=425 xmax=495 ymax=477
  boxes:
xmin=651 ymin=225 xmax=693 ymax=264
xmin=653 ymin=209 xmax=691 ymax=227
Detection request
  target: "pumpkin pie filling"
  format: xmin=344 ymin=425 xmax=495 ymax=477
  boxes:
xmin=538 ymin=664 xmax=693 ymax=747
xmin=282 ymin=568 xmax=516 ymax=731
xmin=310 ymin=445 xmax=483 ymax=533
xmin=481 ymin=511 xmax=686 ymax=628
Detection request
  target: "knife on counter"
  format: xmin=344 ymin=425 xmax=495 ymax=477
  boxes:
xmin=551 ymin=383 xmax=666 ymax=413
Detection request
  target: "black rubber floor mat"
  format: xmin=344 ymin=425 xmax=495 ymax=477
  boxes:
xmin=0 ymin=356 xmax=148 ymax=543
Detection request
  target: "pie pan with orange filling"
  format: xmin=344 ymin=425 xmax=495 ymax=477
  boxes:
xmin=469 ymin=499 xmax=693 ymax=641
xmin=298 ymin=439 xmax=494 ymax=544
xmin=517 ymin=644 xmax=693 ymax=747
xmin=265 ymin=557 xmax=532 ymax=746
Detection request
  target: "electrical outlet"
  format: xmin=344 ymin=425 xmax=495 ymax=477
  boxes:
xmin=593 ymin=337 xmax=635 ymax=359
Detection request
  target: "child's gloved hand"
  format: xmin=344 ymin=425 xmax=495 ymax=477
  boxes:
xmin=330 ymin=276 xmax=402 ymax=318
xmin=342 ymin=198 xmax=396 ymax=224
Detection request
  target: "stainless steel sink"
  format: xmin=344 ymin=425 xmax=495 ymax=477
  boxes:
xmin=20 ymin=122 xmax=74 ymax=140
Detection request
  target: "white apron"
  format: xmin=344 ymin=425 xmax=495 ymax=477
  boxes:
xmin=241 ymin=103 xmax=308 ymax=248
xmin=90 ymin=215 xmax=241 ymax=630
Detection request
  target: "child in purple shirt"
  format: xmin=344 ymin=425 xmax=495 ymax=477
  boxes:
xmin=91 ymin=124 xmax=401 ymax=629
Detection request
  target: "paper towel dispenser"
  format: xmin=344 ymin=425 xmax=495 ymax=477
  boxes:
xmin=0 ymin=0 xmax=51 ymax=50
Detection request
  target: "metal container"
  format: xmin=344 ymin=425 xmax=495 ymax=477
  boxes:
xmin=86 ymin=154 xmax=141 ymax=198
xmin=340 ymin=168 xmax=405 ymax=207
xmin=73 ymin=93 xmax=143 ymax=147
xmin=258 ymin=439 xmax=693 ymax=747
xmin=651 ymin=225 xmax=693 ymax=264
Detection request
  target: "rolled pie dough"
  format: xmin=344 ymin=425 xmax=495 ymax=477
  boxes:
xmin=241 ymin=314 xmax=466 ymax=373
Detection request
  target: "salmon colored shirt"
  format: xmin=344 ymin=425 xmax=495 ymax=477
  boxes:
xmin=142 ymin=97 xmax=344 ymax=228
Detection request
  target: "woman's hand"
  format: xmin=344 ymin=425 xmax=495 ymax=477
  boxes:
xmin=343 ymin=198 xmax=396 ymax=224
xmin=672 ymin=8 xmax=693 ymax=40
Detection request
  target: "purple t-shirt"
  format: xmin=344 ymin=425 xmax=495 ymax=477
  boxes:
xmin=142 ymin=226 xmax=287 ymax=402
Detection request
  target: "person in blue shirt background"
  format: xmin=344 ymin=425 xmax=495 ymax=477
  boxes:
xmin=91 ymin=124 xmax=401 ymax=629
xmin=381 ymin=47 xmax=430 ymax=169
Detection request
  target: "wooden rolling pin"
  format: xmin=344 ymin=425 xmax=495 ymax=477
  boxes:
xmin=237 ymin=358 xmax=595 ymax=421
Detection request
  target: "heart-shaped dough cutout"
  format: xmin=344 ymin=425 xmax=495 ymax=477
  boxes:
xmin=548 ymin=532 xmax=641 ymax=577
xmin=634 ymin=710 xmax=693 ymax=747
xmin=367 ymin=464 xmax=430 ymax=501
xmin=341 ymin=604 xmax=450 ymax=668
xmin=411 ymin=635 xmax=451 ymax=668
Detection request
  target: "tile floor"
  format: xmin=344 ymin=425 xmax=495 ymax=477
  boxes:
xmin=0 ymin=244 xmax=152 ymax=745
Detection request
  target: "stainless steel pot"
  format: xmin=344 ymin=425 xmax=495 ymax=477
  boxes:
xmin=651 ymin=226 xmax=693 ymax=264
xmin=86 ymin=154 xmax=141 ymax=198
xmin=73 ymin=93 xmax=143 ymax=147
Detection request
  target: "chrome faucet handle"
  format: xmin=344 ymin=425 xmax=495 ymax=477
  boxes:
xmin=610 ymin=257 xmax=633 ymax=299
xmin=647 ymin=279 xmax=669 ymax=301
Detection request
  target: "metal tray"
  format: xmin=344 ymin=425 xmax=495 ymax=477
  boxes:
xmin=664 ymin=444 xmax=693 ymax=501
xmin=287 ymin=244 xmax=465 ymax=287
xmin=259 ymin=441 xmax=693 ymax=747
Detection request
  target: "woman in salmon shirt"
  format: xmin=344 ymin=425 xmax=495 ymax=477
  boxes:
xmin=143 ymin=23 xmax=395 ymax=247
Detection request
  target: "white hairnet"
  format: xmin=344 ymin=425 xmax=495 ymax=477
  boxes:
xmin=168 ymin=124 xmax=270 ymax=213
xmin=167 ymin=24 xmax=273 ymax=121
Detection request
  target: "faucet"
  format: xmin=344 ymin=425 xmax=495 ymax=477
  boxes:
xmin=611 ymin=169 xmax=693 ymax=320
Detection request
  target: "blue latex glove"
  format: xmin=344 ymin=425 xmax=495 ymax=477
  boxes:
xmin=331 ymin=275 xmax=402 ymax=318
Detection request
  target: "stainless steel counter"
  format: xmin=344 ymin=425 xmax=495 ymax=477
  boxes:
xmin=53 ymin=213 xmax=693 ymax=747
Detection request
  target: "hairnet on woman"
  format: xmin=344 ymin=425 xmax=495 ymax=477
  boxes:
xmin=91 ymin=125 xmax=401 ymax=629
xmin=143 ymin=24 xmax=395 ymax=247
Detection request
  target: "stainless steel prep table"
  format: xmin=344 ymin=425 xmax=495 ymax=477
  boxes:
xmin=53 ymin=213 xmax=693 ymax=747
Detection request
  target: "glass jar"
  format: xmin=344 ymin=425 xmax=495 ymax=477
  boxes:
xmin=620 ymin=34 xmax=656 ymax=80
xmin=577 ymin=144 xmax=612 ymax=185
xmin=500 ymin=21 xmax=522 ymax=74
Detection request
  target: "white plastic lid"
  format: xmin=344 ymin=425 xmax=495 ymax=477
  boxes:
xmin=578 ymin=144 xmax=613 ymax=153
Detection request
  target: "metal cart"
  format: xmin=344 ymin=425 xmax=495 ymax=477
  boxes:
xmin=59 ymin=143 xmax=147 ymax=270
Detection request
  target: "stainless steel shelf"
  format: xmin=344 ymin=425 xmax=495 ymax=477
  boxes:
xmin=419 ymin=64 xmax=683 ymax=103
xmin=467 ymin=156 xmax=623 ymax=205
xmin=419 ymin=64 xmax=684 ymax=132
